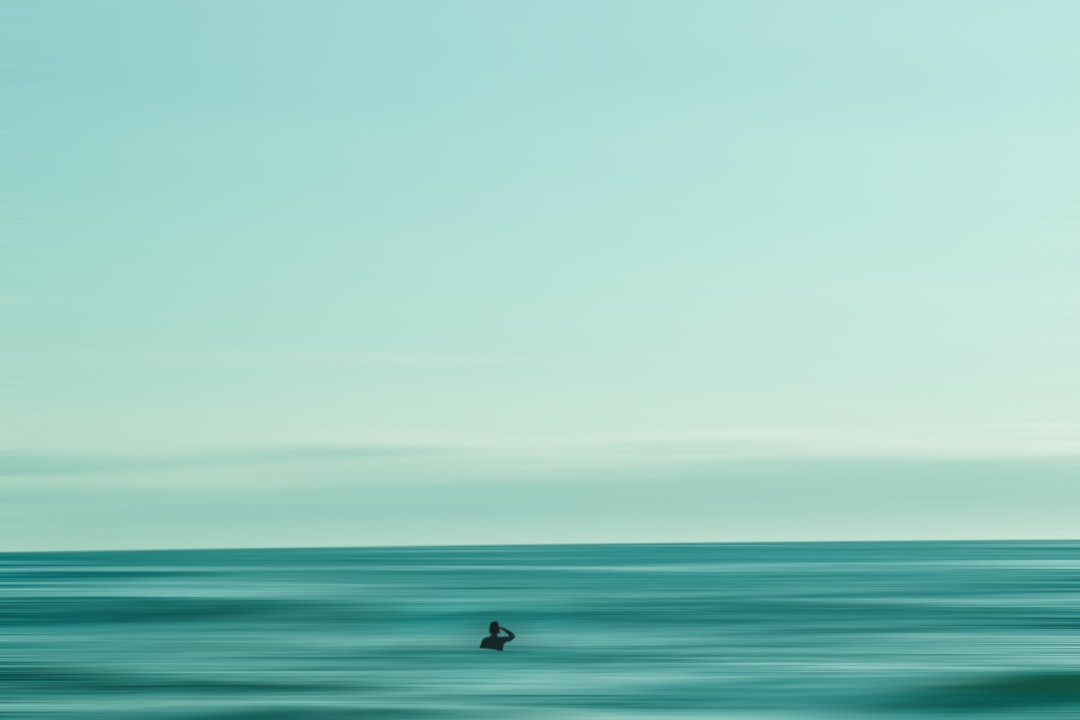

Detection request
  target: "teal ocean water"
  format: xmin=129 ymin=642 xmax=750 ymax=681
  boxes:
xmin=3 ymin=541 xmax=1080 ymax=719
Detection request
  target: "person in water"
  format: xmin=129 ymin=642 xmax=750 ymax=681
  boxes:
xmin=480 ymin=621 xmax=515 ymax=651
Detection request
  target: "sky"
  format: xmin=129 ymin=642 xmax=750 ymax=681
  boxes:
xmin=2 ymin=1 xmax=1078 ymax=551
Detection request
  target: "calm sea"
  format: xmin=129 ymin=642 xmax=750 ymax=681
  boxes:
xmin=3 ymin=541 xmax=1080 ymax=719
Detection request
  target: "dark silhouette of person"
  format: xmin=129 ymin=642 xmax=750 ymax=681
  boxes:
xmin=480 ymin=621 xmax=515 ymax=651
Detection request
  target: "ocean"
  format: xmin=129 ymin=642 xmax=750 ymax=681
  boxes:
xmin=2 ymin=541 xmax=1079 ymax=719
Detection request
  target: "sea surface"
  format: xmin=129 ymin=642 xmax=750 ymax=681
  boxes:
xmin=3 ymin=541 xmax=1080 ymax=719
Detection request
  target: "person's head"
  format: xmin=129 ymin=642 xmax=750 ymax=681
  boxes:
xmin=489 ymin=621 xmax=500 ymax=635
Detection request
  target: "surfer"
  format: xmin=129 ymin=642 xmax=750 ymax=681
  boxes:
xmin=480 ymin=621 xmax=515 ymax=651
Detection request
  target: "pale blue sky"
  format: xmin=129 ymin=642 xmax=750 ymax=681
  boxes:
xmin=3 ymin=2 xmax=1078 ymax=550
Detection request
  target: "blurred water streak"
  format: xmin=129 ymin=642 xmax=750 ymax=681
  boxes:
xmin=3 ymin=541 xmax=1080 ymax=719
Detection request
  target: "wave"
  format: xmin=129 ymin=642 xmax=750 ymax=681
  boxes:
xmin=878 ymin=672 xmax=1080 ymax=711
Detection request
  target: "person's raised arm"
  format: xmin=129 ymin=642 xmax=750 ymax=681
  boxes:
xmin=501 ymin=626 xmax=515 ymax=641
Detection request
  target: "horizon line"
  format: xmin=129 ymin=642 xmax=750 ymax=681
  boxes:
xmin=4 ymin=537 xmax=1078 ymax=555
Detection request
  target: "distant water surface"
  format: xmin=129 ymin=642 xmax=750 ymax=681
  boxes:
xmin=3 ymin=541 xmax=1080 ymax=719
